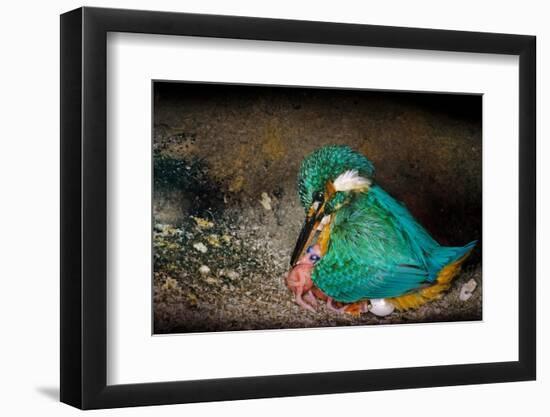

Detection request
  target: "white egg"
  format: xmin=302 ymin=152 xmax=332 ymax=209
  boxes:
xmin=369 ymin=298 xmax=395 ymax=317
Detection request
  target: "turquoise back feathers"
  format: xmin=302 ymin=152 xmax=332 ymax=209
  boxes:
xmin=297 ymin=145 xmax=476 ymax=302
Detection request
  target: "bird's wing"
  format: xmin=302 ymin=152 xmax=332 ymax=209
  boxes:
xmin=312 ymin=189 xmax=431 ymax=302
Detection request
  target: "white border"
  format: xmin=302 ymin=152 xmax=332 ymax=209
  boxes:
xmin=107 ymin=33 xmax=519 ymax=385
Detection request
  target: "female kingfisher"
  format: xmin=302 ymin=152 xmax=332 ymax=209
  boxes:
xmin=288 ymin=145 xmax=476 ymax=316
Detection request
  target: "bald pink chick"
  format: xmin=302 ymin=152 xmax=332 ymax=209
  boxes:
xmin=285 ymin=244 xmax=322 ymax=311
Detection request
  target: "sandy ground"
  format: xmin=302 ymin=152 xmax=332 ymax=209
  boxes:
xmin=153 ymin=213 xmax=481 ymax=334
xmin=152 ymin=83 xmax=482 ymax=334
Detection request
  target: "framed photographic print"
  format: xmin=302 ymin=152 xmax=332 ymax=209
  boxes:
xmin=60 ymin=6 xmax=536 ymax=409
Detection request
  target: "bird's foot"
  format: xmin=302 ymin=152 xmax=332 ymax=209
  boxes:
xmin=326 ymin=298 xmax=369 ymax=316
xmin=342 ymin=301 xmax=369 ymax=317
xmin=326 ymin=297 xmax=345 ymax=313
xmin=303 ymin=291 xmax=318 ymax=307
xmin=294 ymin=290 xmax=317 ymax=312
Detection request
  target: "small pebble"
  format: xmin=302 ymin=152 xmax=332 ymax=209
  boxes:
xmin=206 ymin=234 xmax=221 ymax=247
xmin=259 ymin=192 xmax=272 ymax=210
xmin=226 ymin=270 xmax=239 ymax=280
xmin=193 ymin=242 xmax=208 ymax=253
xmin=198 ymin=265 xmax=210 ymax=276
xmin=459 ymin=278 xmax=478 ymax=301
xmin=191 ymin=216 xmax=214 ymax=229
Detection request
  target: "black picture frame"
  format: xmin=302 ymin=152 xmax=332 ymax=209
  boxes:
xmin=60 ymin=6 xmax=536 ymax=410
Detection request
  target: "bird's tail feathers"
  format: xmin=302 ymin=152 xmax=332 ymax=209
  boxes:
xmin=428 ymin=240 xmax=477 ymax=281
xmin=390 ymin=241 xmax=476 ymax=310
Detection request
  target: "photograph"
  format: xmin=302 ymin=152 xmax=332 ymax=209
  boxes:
xmin=152 ymin=82 xmax=482 ymax=334
xmin=52 ymin=3 xmax=539 ymax=412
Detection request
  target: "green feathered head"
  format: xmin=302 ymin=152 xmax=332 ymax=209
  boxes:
xmin=297 ymin=145 xmax=375 ymax=211
xmin=290 ymin=145 xmax=375 ymax=266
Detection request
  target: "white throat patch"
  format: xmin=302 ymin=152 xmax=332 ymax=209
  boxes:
xmin=333 ymin=170 xmax=371 ymax=192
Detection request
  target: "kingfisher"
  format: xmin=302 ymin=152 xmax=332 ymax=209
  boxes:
xmin=288 ymin=145 xmax=476 ymax=316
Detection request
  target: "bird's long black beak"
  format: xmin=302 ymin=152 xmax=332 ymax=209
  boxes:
xmin=290 ymin=200 xmax=324 ymax=266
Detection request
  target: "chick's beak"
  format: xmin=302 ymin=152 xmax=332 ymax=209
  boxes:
xmin=290 ymin=200 xmax=324 ymax=266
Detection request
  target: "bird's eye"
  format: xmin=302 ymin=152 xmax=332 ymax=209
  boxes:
xmin=313 ymin=191 xmax=324 ymax=202
xmin=310 ymin=254 xmax=320 ymax=263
